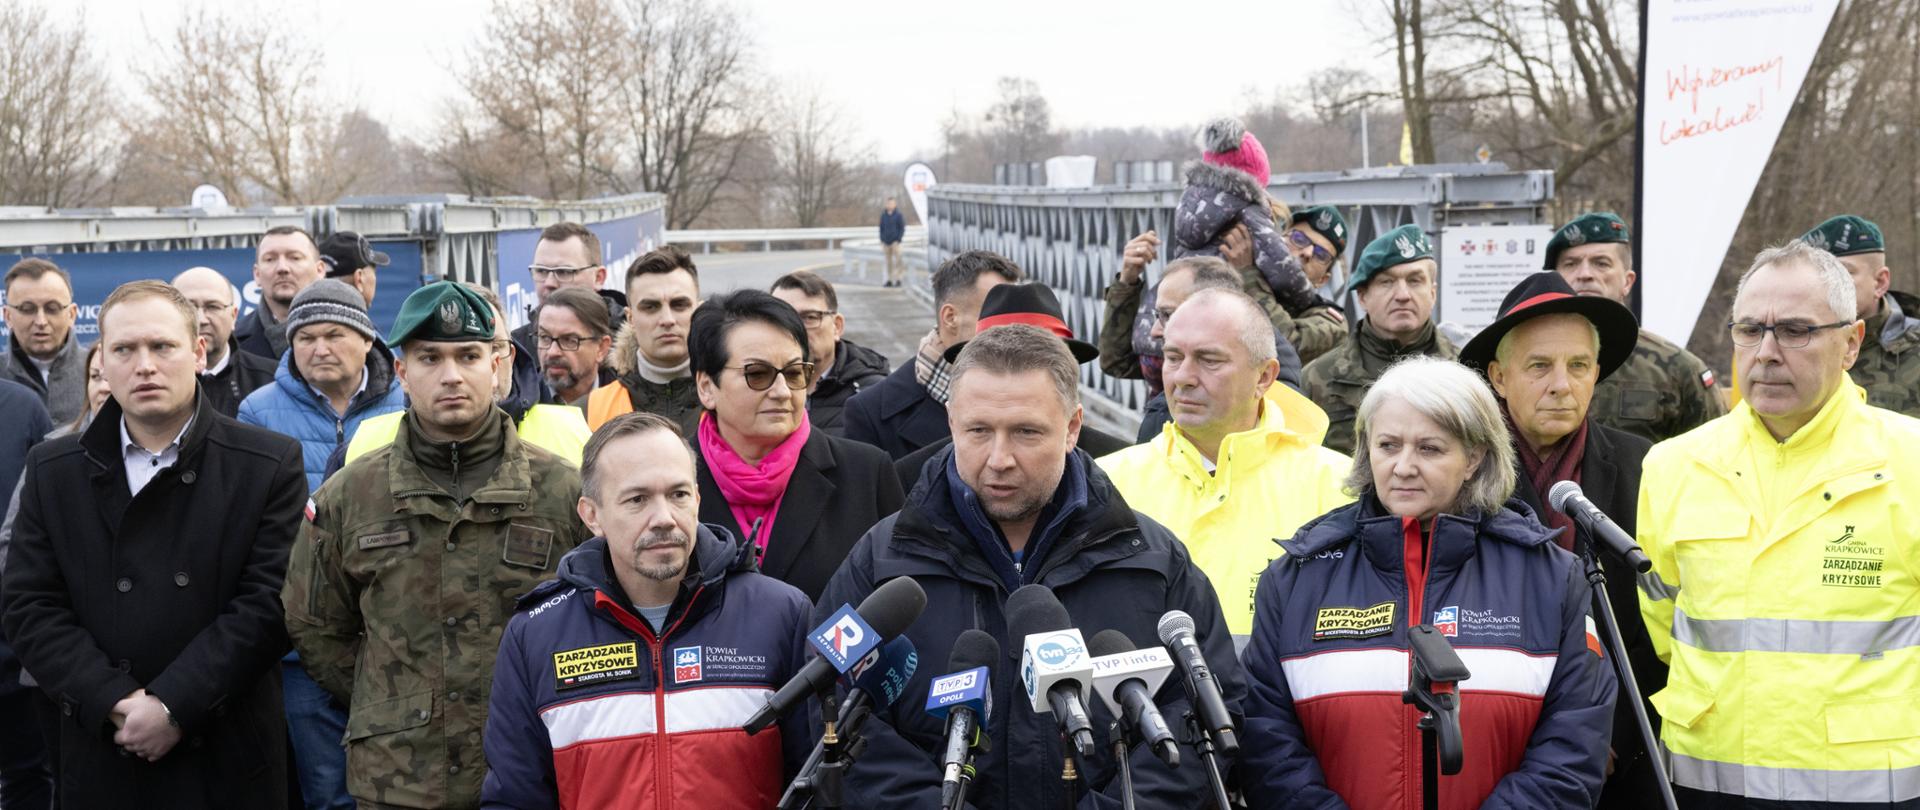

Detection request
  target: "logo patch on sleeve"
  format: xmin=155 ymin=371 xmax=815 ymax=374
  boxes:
xmin=1699 ymin=368 xmax=1716 ymax=389
xmin=553 ymin=642 xmax=640 ymax=691
xmin=1313 ymin=601 xmax=1397 ymax=640
xmin=672 ymin=646 xmax=703 ymax=683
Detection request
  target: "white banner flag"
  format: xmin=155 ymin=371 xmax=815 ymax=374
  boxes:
xmin=903 ymin=163 xmax=936 ymax=226
xmin=1640 ymin=0 xmax=1838 ymax=344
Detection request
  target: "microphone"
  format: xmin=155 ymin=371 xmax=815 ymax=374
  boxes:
xmin=847 ymin=636 xmax=920 ymax=712
xmin=745 ymin=576 xmax=927 ymax=734
xmin=1548 ymin=480 xmax=1652 ymax=573
xmin=1007 ymin=584 xmax=1097 ymax=761
xmin=928 ymin=629 xmax=997 ymax=810
xmin=1156 ymin=610 xmax=1238 ymax=758
xmin=1087 ymin=630 xmax=1180 ymax=767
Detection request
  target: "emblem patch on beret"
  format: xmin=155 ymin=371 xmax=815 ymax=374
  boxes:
xmin=438 ymin=300 xmax=462 ymax=332
xmin=1315 ymin=210 xmax=1332 ymax=230
xmin=1563 ymin=224 xmax=1586 ymax=246
xmin=1395 ymin=235 xmax=1415 ymax=258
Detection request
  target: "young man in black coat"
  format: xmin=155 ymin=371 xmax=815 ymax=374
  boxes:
xmin=1 ymin=281 xmax=305 ymax=810
xmin=1459 ymin=271 xmax=1663 ymax=810
xmin=816 ymin=325 xmax=1243 ymax=809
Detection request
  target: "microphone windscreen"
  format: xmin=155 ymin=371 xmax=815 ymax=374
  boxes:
xmin=1087 ymin=629 xmax=1136 ymax=659
xmin=1548 ymin=480 xmax=1581 ymax=513
xmin=949 ymin=628 xmax=1000 ymax=673
xmin=1006 ymin=584 xmax=1072 ymax=641
xmin=858 ymin=576 xmax=928 ymax=639
xmin=1156 ymin=609 xmax=1196 ymax=644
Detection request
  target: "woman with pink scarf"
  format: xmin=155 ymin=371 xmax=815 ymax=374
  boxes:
xmin=689 ymin=290 xmax=905 ymax=601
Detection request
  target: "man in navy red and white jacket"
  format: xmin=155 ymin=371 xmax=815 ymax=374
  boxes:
xmin=1241 ymin=496 xmax=1616 ymax=809
xmin=482 ymin=412 xmax=815 ymax=809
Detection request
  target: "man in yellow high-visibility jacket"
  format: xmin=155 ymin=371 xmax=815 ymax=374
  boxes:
xmin=1100 ymin=288 xmax=1351 ymax=646
xmin=1637 ymin=240 xmax=1920 ymax=808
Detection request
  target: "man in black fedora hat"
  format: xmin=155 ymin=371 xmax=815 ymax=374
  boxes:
xmin=1459 ymin=270 xmax=1663 ymax=810
xmin=317 ymin=231 xmax=390 ymax=308
xmin=894 ymin=282 xmax=1132 ymax=491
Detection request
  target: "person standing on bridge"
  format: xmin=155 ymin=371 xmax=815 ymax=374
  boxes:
xmin=509 ymin=222 xmax=626 ymax=367
xmin=236 ymin=225 xmax=327 ymax=362
xmin=879 ymin=196 xmax=907 ymax=287
xmin=769 ymin=270 xmax=890 ymax=435
xmin=841 ymin=250 xmax=1020 ymax=459
xmin=586 ymin=246 xmax=703 ymax=436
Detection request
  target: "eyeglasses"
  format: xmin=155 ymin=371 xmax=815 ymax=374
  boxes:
xmin=189 ymin=301 xmax=230 ymax=316
xmin=728 ymin=361 xmax=815 ymax=391
xmin=1287 ymin=229 xmax=1334 ymax=265
xmin=1727 ymin=320 xmax=1854 ymax=348
xmin=529 ymin=264 xmax=597 ymax=281
xmin=535 ymin=332 xmax=601 ymax=351
xmin=6 ymin=301 xmax=72 ymax=319
xmin=794 ymin=309 xmax=837 ymax=327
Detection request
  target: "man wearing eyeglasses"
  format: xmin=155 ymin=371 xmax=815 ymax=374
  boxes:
xmin=769 ymin=270 xmax=890 ymax=435
xmin=172 ymin=267 xmax=278 ymax=417
xmin=533 ymin=287 xmax=617 ymax=409
xmin=1548 ymin=212 xmax=1724 ymax=444
xmin=2 ymin=259 xmax=85 ymax=424
xmin=1636 ymin=240 xmax=1920 ymax=808
xmin=508 ymin=222 xmax=626 ymax=364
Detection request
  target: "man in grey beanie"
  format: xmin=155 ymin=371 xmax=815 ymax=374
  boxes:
xmin=235 ymin=277 xmax=404 ymax=810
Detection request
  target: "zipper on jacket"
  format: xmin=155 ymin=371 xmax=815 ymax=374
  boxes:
xmin=641 ymin=584 xmax=703 ymax=810
xmin=1400 ymin=515 xmax=1432 ymax=810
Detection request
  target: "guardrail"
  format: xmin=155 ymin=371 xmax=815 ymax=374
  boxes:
xmin=668 ymin=225 xmax=925 ymax=253
xmin=924 ymin=165 xmax=1555 ymax=422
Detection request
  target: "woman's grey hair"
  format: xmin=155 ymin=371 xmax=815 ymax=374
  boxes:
xmin=1343 ymin=356 xmax=1516 ymax=517
xmin=1738 ymin=241 xmax=1856 ymax=322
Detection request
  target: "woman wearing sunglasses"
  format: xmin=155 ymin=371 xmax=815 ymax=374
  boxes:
xmin=688 ymin=290 xmax=905 ymax=601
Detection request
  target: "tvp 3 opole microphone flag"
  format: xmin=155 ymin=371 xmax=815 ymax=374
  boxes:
xmin=745 ymin=576 xmax=927 ymax=734
xmin=929 ymin=629 xmax=998 ymax=809
xmin=1008 ymin=584 xmax=1098 ymax=760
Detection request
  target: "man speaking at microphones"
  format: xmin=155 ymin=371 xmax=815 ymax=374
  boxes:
xmin=815 ymin=325 xmax=1244 ymax=808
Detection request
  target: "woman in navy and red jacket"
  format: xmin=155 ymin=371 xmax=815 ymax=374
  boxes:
xmin=1242 ymin=357 xmax=1615 ymax=810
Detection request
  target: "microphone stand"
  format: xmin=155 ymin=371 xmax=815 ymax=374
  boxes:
xmin=1577 ymin=534 xmax=1679 ymax=810
xmin=1403 ymin=624 xmax=1466 ymax=810
xmin=1108 ymin=721 xmax=1138 ymax=810
xmin=779 ymin=688 xmax=879 ymax=810
xmin=1058 ymin=734 xmax=1082 ymax=810
xmin=1182 ymin=710 xmax=1232 ymax=810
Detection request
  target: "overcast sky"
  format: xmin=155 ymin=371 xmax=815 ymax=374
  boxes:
xmin=88 ymin=0 xmax=1379 ymax=164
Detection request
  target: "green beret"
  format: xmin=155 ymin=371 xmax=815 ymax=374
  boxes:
xmin=388 ymin=281 xmax=495 ymax=345
xmin=1801 ymin=215 xmax=1884 ymax=257
xmin=1348 ymin=224 xmax=1435 ymax=292
xmin=1290 ymin=205 xmax=1349 ymax=257
xmin=1543 ymin=212 xmax=1631 ymax=269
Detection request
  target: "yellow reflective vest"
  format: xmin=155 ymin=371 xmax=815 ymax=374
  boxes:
xmin=343 ymin=404 xmax=590 ymax=468
xmin=1637 ymin=383 xmax=1920 ymax=804
xmin=1098 ymin=384 xmax=1352 ymax=642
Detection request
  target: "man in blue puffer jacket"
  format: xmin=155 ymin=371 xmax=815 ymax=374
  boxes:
xmin=236 ymin=278 xmax=403 ymax=810
xmin=238 ymin=278 xmax=405 ymax=492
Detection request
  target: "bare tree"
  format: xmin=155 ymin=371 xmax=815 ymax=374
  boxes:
xmin=769 ymin=90 xmax=871 ymax=228
xmin=983 ymin=77 xmax=1059 ymax=167
xmin=133 ymin=7 xmax=345 ymax=205
xmin=0 ymin=3 xmax=113 ymax=206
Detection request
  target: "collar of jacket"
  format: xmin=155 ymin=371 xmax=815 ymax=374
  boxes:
xmin=617 ymin=370 xmax=696 ymax=397
xmin=891 ymin=444 xmax=1143 ymax=590
xmin=386 ymin=408 xmax=529 ymax=505
xmin=499 ymin=337 xmax=557 ymax=422
xmin=942 ymin=446 xmax=1091 ymax=592
xmin=523 ymin=522 xmax=749 ymax=627
xmin=80 ymin=387 xmax=218 ymax=478
xmin=6 ymin=330 xmax=83 ymax=390
xmin=1282 ymin=494 xmax=1555 ymax=576
xmin=1710 ymin=381 xmax=1880 ymax=486
xmin=272 ymin=338 xmax=398 ymax=417
xmin=1155 ymin=383 xmax=1330 ymax=480
xmin=1870 ymin=289 xmax=1920 ymax=353
xmin=1355 ymin=317 xmax=1443 ymax=363
xmin=816 ymin=339 xmax=888 ymax=392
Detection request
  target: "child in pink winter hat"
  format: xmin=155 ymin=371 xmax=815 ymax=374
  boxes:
xmin=1173 ymin=117 xmax=1314 ymax=315
xmin=1200 ymin=117 xmax=1271 ymax=186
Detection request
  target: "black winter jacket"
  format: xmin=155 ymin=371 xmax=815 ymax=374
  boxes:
xmin=808 ymin=339 xmax=890 ymax=436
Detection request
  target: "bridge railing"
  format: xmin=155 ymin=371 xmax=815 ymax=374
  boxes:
xmin=923 ymin=164 xmax=1555 ymax=424
xmin=668 ymin=225 xmax=925 ymax=254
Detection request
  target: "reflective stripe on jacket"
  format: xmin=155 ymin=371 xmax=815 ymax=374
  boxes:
xmin=1098 ymin=384 xmax=1352 ymax=642
xmin=1636 ymin=384 xmax=1920 ymax=805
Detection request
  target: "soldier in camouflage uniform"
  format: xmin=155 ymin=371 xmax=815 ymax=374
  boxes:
xmin=1803 ymin=214 xmax=1920 ymax=417
xmin=284 ymin=282 xmax=588 ymax=809
xmin=1547 ymin=212 xmax=1725 ymax=444
xmin=1302 ymin=224 xmax=1459 ymax=455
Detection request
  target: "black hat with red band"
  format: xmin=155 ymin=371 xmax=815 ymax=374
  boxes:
xmin=943 ymin=282 xmax=1101 ymax=364
xmin=1459 ymin=271 xmax=1640 ymax=383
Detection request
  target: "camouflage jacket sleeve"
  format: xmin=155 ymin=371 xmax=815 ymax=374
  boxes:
xmin=1099 ymin=274 xmax=1146 ymax=380
xmin=1668 ymin=350 xmax=1727 ymax=432
xmin=282 ymin=493 xmax=363 ymax=704
xmin=1242 ymin=266 xmax=1347 ymax=368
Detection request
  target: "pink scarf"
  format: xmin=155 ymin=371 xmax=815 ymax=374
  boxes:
xmin=699 ymin=411 xmax=811 ymax=556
